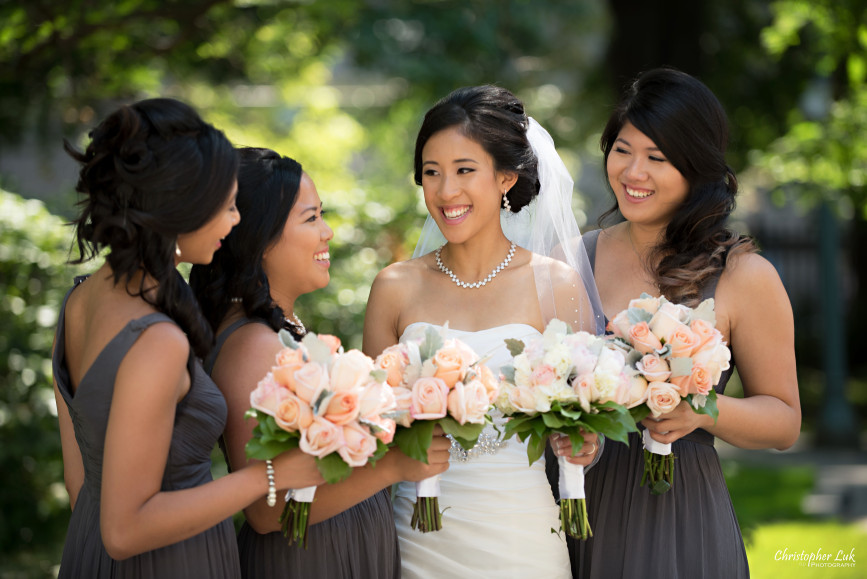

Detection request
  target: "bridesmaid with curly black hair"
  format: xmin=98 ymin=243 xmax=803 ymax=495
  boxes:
xmin=52 ymin=99 xmax=323 ymax=578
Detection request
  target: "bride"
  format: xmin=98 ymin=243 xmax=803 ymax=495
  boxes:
xmin=363 ymin=85 xmax=604 ymax=578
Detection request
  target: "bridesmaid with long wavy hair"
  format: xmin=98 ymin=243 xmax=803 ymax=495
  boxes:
xmin=53 ymin=99 xmax=323 ymax=578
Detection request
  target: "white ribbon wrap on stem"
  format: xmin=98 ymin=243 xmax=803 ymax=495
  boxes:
xmin=557 ymin=456 xmax=586 ymax=500
xmin=285 ymin=485 xmax=317 ymax=503
xmin=415 ymin=475 xmax=441 ymax=499
xmin=642 ymin=428 xmax=672 ymax=456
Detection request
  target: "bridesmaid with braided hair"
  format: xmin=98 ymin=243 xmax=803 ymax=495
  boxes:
xmin=566 ymin=68 xmax=800 ymax=578
xmin=52 ymin=99 xmax=323 ymax=578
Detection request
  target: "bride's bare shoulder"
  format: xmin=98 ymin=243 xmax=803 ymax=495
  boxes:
xmin=527 ymin=252 xmax=585 ymax=284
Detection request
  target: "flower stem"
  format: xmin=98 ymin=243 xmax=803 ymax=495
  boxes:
xmin=560 ymin=498 xmax=592 ymax=540
xmin=641 ymin=449 xmax=675 ymax=495
xmin=411 ymin=497 xmax=443 ymax=532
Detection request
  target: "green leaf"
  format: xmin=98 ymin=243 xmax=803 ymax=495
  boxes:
xmin=393 ymin=420 xmax=436 ymax=463
xmin=439 ymin=416 xmax=486 ymax=450
xmin=315 ymin=452 xmax=353 ymax=484
xmin=500 ymin=365 xmax=516 ymax=384
xmin=279 ymin=328 xmax=300 ymax=349
xmin=526 ymin=432 xmax=547 ymax=465
xmin=370 ymin=369 xmax=388 ymax=383
xmin=630 ymin=404 xmax=651 ymax=424
xmin=419 ymin=326 xmax=444 ymax=361
xmin=541 ymin=412 xmax=569 ymax=429
xmin=687 ymin=390 xmax=719 ymax=422
xmin=504 ymin=338 xmax=525 ymax=357
xmin=668 ymin=356 xmax=693 ymax=378
xmin=302 ymin=333 xmax=333 ymax=364
xmin=627 ymin=307 xmax=652 ymax=325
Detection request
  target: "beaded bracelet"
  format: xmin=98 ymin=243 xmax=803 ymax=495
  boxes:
xmin=265 ymin=459 xmax=277 ymax=507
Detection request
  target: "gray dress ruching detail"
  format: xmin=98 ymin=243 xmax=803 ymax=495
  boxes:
xmin=206 ymin=317 xmax=401 ymax=579
xmin=54 ymin=276 xmax=240 ymax=579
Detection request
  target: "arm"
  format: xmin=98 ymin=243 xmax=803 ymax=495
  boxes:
xmin=643 ymin=253 xmax=801 ymax=450
xmin=361 ymin=264 xmax=407 ymax=358
xmin=99 ymin=323 xmax=323 ymax=560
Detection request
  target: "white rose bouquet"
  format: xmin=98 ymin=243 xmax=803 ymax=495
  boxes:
xmin=497 ymin=319 xmax=639 ymax=540
xmin=374 ymin=324 xmax=498 ymax=532
xmin=245 ymin=330 xmax=396 ymax=547
xmin=608 ymin=293 xmax=729 ymax=494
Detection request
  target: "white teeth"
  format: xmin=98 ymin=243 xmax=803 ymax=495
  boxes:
xmin=314 ymin=251 xmax=330 ymax=261
xmin=443 ymin=206 xmax=470 ymax=219
xmin=626 ymin=186 xmax=653 ymax=198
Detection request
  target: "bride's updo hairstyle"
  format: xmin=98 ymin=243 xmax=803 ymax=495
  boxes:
xmin=413 ymin=85 xmax=539 ymax=213
xmin=65 ymin=98 xmax=238 ymax=358
xmin=190 ymin=147 xmax=305 ymax=339
xmin=599 ymin=68 xmax=755 ymax=306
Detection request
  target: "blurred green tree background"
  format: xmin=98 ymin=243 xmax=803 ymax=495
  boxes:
xmin=1 ymin=0 xmax=865 ymax=576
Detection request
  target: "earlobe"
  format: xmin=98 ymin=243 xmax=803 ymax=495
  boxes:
xmin=499 ymin=171 xmax=519 ymax=192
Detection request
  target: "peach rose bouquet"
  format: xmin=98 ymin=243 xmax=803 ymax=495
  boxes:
xmin=496 ymin=319 xmax=639 ymax=540
xmin=374 ymin=324 xmax=497 ymax=532
xmin=608 ymin=293 xmax=729 ymax=494
xmin=245 ymin=330 xmax=396 ymax=547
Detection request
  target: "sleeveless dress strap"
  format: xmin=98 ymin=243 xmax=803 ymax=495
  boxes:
xmin=203 ymin=317 xmax=271 ymax=375
xmin=582 ymin=228 xmax=601 ymax=271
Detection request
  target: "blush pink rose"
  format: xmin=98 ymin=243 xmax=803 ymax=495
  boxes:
xmin=330 ymin=349 xmax=374 ymax=392
xmin=410 ymin=377 xmax=449 ymax=420
xmin=530 ymin=363 xmax=557 ymax=387
xmin=606 ymin=309 xmax=631 ymax=339
xmin=622 ymin=372 xmax=649 ymax=409
xmin=299 ymin=416 xmax=344 ymax=458
xmin=645 ymin=381 xmax=682 ymax=417
xmin=649 ymin=302 xmax=689 ymax=342
xmin=447 ymin=379 xmax=489 ymax=425
xmin=636 ymin=354 xmax=672 ymax=382
xmin=475 ymin=364 xmax=500 ymax=403
xmin=628 ymin=321 xmax=664 ymax=355
xmin=250 ymin=373 xmax=292 ymax=416
xmin=667 ymin=323 xmax=699 ymax=357
xmin=507 ymin=384 xmax=538 ymax=414
xmin=572 ymin=373 xmax=595 ymax=413
xmin=338 ymin=422 xmax=379 ymax=467
xmin=274 ymin=391 xmax=313 ymax=431
xmin=358 ymin=380 xmax=397 ymax=418
xmin=375 ymin=344 xmax=410 ymax=388
xmin=628 ymin=295 xmax=661 ymax=315
xmin=292 ymin=363 xmax=329 ymax=404
xmin=693 ymin=342 xmax=731 ymax=385
xmin=323 ymin=390 xmax=361 ymax=425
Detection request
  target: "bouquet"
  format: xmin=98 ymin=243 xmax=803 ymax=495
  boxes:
xmin=497 ymin=319 xmax=641 ymax=540
xmin=245 ymin=329 xmax=396 ymax=547
xmin=608 ymin=293 xmax=730 ymax=494
xmin=374 ymin=324 xmax=498 ymax=532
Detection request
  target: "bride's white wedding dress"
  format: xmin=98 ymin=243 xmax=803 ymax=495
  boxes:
xmin=393 ymin=322 xmax=571 ymax=579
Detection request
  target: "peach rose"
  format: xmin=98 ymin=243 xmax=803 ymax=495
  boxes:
xmin=317 ymin=334 xmax=343 ymax=355
xmin=410 ymin=377 xmax=449 ymax=420
xmin=274 ymin=391 xmax=313 ymax=431
xmin=391 ymin=386 xmax=414 ymax=427
xmin=291 ymin=363 xmax=329 ymax=404
xmin=338 ymin=422 xmax=379 ymax=467
xmin=375 ymin=344 xmax=410 ymax=388
xmin=299 ymin=416 xmax=344 ymax=457
xmin=690 ymin=319 xmax=721 ymax=353
xmin=250 ymin=373 xmax=292 ymax=416
xmin=667 ymin=323 xmax=699 ymax=357
xmin=649 ymin=302 xmax=689 ymax=342
xmin=358 ymin=380 xmax=397 ymax=418
xmin=330 ymin=349 xmax=374 ymax=392
xmin=670 ymin=362 xmax=715 ymax=397
xmin=447 ymin=379 xmax=489 ymax=425
xmin=628 ymin=295 xmax=661 ymax=315
xmin=645 ymin=381 xmax=682 ymax=417
xmin=323 ymin=390 xmax=361 ymax=425
xmin=507 ymin=383 xmax=538 ymax=414
xmin=693 ymin=341 xmax=731 ymax=384
xmin=622 ymin=371 xmax=649 ymax=409
xmin=364 ymin=415 xmax=396 ymax=444
xmin=475 ymin=364 xmax=500 ymax=403
xmin=628 ymin=321 xmax=664 ymax=355
xmin=275 ymin=346 xmax=307 ymax=367
xmin=432 ymin=341 xmax=475 ymax=388
xmin=636 ymin=354 xmax=672 ymax=382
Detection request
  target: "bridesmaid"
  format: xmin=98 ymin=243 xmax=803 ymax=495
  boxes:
xmin=189 ymin=147 xmax=450 ymax=578
xmin=571 ymin=68 xmax=801 ymax=577
xmin=52 ymin=99 xmax=324 ymax=578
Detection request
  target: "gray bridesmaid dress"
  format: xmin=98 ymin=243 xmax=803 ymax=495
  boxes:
xmin=560 ymin=230 xmax=750 ymax=578
xmin=53 ymin=276 xmax=241 ymax=578
xmin=206 ymin=318 xmax=401 ymax=579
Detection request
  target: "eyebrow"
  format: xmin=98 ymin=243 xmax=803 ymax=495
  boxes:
xmin=297 ymin=203 xmax=321 ymax=215
xmin=615 ymin=137 xmax=661 ymax=152
xmin=422 ymin=158 xmax=480 ymax=166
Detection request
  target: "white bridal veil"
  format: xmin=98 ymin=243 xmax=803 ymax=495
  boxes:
xmin=412 ymin=117 xmax=605 ymax=335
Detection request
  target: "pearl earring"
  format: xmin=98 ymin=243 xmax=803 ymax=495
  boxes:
xmin=502 ymin=189 xmax=511 ymax=213
xmin=175 ymin=242 xmax=182 ymax=258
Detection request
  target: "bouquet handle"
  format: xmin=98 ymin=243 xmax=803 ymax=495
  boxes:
xmin=557 ymin=456 xmax=592 ymax=539
xmin=411 ymin=475 xmax=442 ymax=532
xmin=279 ymin=485 xmax=317 ymax=548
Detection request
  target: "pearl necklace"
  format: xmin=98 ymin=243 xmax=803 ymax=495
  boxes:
xmin=435 ymin=241 xmax=516 ymax=289
xmin=286 ymin=312 xmax=306 ymax=334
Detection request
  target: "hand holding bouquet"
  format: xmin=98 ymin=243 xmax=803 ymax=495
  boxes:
xmin=245 ymin=330 xmax=396 ymax=547
xmin=497 ymin=319 xmax=640 ymax=540
xmin=374 ymin=324 xmax=498 ymax=532
xmin=608 ymin=294 xmax=730 ymax=494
